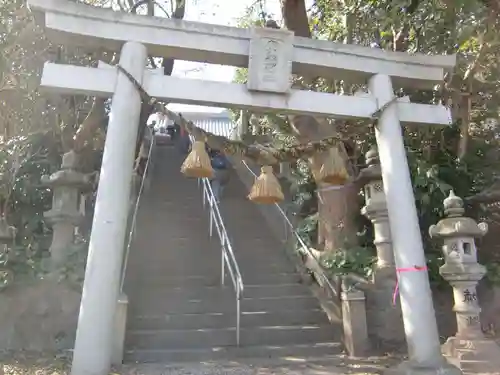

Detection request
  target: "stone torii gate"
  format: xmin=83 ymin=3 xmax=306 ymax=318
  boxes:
xmin=29 ymin=1 xmax=459 ymax=374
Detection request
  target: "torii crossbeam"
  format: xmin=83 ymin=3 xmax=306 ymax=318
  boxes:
xmin=41 ymin=61 xmax=452 ymax=126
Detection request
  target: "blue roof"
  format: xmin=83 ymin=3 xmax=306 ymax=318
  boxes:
xmin=181 ymin=111 xmax=235 ymax=138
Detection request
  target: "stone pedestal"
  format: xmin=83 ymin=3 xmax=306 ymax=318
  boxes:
xmin=111 ymin=292 xmax=128 ymax=365
xmin=359 ymin=147 xmax=404 ymax=347
xmin=42 ymin=150 xmax=90 ymax=268
xmin=429 ymin=191 xmax=500 ymax=374
xmin=341 ymin=285 xmax=369 ymax=357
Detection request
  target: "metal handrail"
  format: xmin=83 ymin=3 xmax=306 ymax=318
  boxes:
xmin=120 ymin=130 xmax=156 ymax=292
xmin=190 ymin=136 xmax=244 ymax=346
xmin=240 ymin=160 xmax=338 ymax=297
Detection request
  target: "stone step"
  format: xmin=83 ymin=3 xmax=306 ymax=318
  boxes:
xmin=125 ymin=259 xmax=294 ymax=274
xmin=126 ymin=283 xmax=313 ymax=301
xmin=128 ymin=295 xmax=321 ymax=315
xmin=134 ymin=210 xmax=208 ymax=225
xmin=126 ymin=324 xmax=338 ymax=350
xmin=125 ymin=272 xmax=302 ymax=287
xmin=126 ymin=241 xmax=290 ymax=260
xmin=137 ymin=205 xmax=196 ymax=220
xmin=127 ymin=252 xmax=292 ymax=269
xmin=123 ymin=146 xmax=337 ymax=361
xmin=127 ymin=309 xmax=330 ymax=330
xmin=124 ymin=342 xmax=343 ymax=363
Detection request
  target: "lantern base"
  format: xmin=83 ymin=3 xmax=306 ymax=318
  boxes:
xmin=442 ymin=335 xmax=500 ymax=374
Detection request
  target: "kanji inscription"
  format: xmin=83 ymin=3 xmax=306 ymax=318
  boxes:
xmin=247 ymin=28 xmax=293 ymax=93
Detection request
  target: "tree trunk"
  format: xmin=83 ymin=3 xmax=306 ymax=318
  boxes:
xmin=457 ymin=91 xmax=471 ymax=160
xmin=280 ymin=0 xmax=359 ymax=252
xmin=73 ymin=98 xmax=106 ymax=153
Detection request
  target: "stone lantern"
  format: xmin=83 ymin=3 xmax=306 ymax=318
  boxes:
xmin=429 ymin=190 xmax=500 ymax=373
xmin=360 ymin=147 xmax=394 ymax=269
xmin=42 ymin=150 xmax=91 ymax=268
xmin=358 ymin=146 xmax=404 ymax=346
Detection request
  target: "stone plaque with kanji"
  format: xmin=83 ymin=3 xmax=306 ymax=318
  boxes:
xmin=247 ymin=27 xmax=293 ymax=94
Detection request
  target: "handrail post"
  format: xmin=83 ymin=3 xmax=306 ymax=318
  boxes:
xmin=221 ymin=236 xmax=226 ymax=285
xmin=195 ymin=172 xmax=244 ymax=352
xmin=209 ymin=207 xmax=213 ymax=237
xmin=236 ymin=288 xmax=241 ymax=346
xmin=202 ymin=180 xmax=206 ymax=207
xmin=283 ymin=215 xmax=288 ymax=242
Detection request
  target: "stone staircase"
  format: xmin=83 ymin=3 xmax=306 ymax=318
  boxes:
xmin=123 ymin=144 xmax=342 ymax=362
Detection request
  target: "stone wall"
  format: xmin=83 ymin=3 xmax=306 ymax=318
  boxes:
xmin=0 ymin=279 xmax=80 ymax=352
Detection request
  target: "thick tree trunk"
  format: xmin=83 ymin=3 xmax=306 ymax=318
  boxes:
xmin=280 ymin=0 xmax=310 ymax=37
xmin=280 ymin=0 xmax=359 ymax=252
xmin=317 ymin=185 xmax=359 ymax=251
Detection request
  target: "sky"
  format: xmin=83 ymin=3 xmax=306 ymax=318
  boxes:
xmin=164 ymin=0 xmax=283 ymax=113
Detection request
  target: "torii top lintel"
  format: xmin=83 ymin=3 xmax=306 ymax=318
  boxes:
xmin=28 ymin=0 xmax=455 ymax=89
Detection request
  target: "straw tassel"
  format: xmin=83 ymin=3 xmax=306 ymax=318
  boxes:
xmin=312 ymin=147 xmax=349 ymax=185
xmin=180 ymin=140 xmax=214 ymax=178
xmin=248 ymin=165 xmax=284 ymax=204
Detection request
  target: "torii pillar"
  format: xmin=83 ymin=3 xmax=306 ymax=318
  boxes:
xmin=71 ymin=41 xmax=147 ymax=375
xmin=370 ymin=75 xmax=459 ymax=375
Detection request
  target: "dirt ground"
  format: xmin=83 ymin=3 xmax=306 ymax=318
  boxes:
xmin=0 ymin=352 xmax=401 ymax=375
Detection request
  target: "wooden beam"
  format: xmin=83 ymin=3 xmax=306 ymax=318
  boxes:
xmin=28 ymin=0 xmax=456 ymax=89
xmin=40 ymin=63 xmax=452 ymax=126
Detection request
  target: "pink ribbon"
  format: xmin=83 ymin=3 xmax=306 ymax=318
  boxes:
xmin=392 ymin=265 xmax=428 ymax=306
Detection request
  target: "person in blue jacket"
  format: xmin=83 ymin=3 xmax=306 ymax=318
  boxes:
xmin=208 ymin=147 xmax=230 ymax=203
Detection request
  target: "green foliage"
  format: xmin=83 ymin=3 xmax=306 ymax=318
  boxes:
xmin=295 ymin=212 xmax=318 ymax=248
xmin=485 ymin=263 xmax=500 ymax=286
xmin=426 ymin=252 xmax=448 ymax=287
xmin=233 ymin=68 xmax=248 ymax=85
xmin=0 ymin=1 xmax=105 ymax=285
xmin=288 ymin=160 xmax=317 ymax=217
xmin=320 ymin=245 xmax=375 ymax=279
xmin=0 ymin=131 xmax=60 ymax=281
